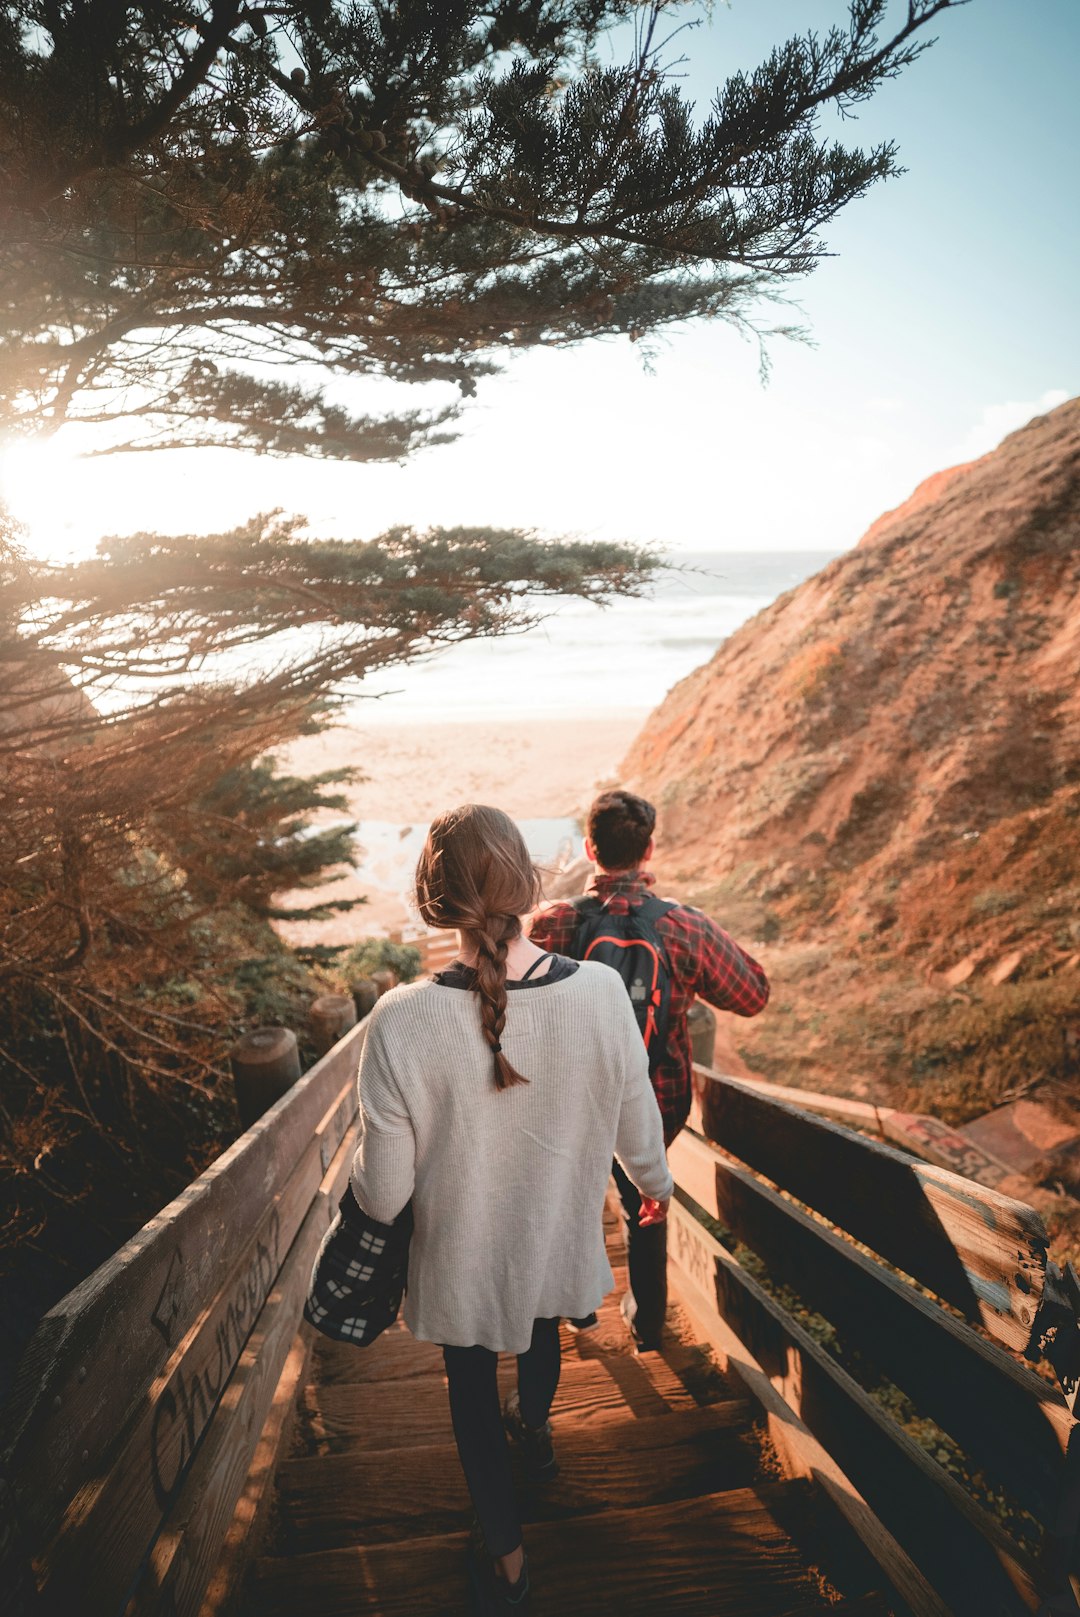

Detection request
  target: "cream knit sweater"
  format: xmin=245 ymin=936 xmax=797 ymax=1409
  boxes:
xmin=349 ymin=960 xmax=673 ymax=1353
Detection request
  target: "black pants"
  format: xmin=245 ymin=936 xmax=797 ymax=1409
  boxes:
xmin=612 ymin=1157 xmax=668 ymax=1345
xmin=442 ymin=1316 xmax=561 ymax=1558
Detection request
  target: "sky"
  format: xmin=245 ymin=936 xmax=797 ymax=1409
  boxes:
xmin=2 ymin=0 xmax=1078 ymax=560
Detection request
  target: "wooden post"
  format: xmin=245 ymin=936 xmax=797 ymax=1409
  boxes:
xmin=349 ymin=977 xmax=378 ymax=1019
xmin=371 ymin=969 xmax=397 ymax=998
xmin=688 ymin=1000 xmax=716 ymax=1068
xmin=310 ymin=994 xmax=357 ymax=1057
xmin=230 ymin=1028 xmax=301 ymax=1129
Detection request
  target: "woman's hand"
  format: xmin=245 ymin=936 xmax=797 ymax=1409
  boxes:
xmin=638 ymin=1196 xmax=670 ymax=1227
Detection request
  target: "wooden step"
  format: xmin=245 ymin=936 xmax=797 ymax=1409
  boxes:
xmin=250 ymin=1483 xmax=840 ymax=1616
xmin=306 ymin=1254 xmax=721 ymax=1387
xmin=310 ymin=1279 xmax=633 ymax=1385
xmin=309 ymin=1280 xmax=638 ymax=1389
xmin=293 ymin=1348 xmax=700 ymax=1454
xmin=311 ymin=1312 xmax=724 ymax=1403
xmin=312 ymin=1326 xmax=445 ymax=1386
xmin=274 ymin=1400 xmax=755 ymax=1550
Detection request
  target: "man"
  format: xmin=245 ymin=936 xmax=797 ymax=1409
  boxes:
xmin=529 ymin=788 xmax=770 ymax=1351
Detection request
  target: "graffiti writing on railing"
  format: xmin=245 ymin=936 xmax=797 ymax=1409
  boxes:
xmin=149 ymin=1208 xmax=281 ymax=1507
xmin=671 ymin=1208 xmax=713 ymax=1297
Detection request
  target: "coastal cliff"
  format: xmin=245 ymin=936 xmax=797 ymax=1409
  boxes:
xmin=626 ymin=398 xmax=1080 ymax=1122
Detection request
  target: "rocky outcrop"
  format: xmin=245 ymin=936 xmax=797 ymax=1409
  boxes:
xmin=625 ymin=398 xmax=1080 ymax=1125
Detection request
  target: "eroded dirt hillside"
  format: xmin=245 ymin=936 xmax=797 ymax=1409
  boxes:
xmin=626 ymin=398 xmax=1080 ymax=1127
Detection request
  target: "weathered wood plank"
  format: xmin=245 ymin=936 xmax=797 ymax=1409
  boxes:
xmin=880 ymin=1109 xmax=1016 ymax=1187
xmin=691 ymin=1064 xmax=889 ymax=1134
xmin=38 ymin=1081 xmax=355 ymax=1615
xmin=274 ymin=1402 xmax=755 ymax=1550
xmin=295 ymin=1351 xmax=698 ymax=1455
xmin=667 ymin=1201 xmax=952 ymax=1617
xmin=694 ymin=1070 xmax=1049 ymax=1352
xmin=317 ymin=1254 xmax=626 ymax=1381
xmin=533 ymin=1337 xmax=699 ymax=1418
xmin=198 ymin=1329 xmax=312 ymax=1617
xmin=125 ymin=1119 xmax=360 ymax=1617
xmin=0 ymin=1024 xmax=364 ymax=1568
xmin=309 ymin=1326 xmax=445 ymax=1386
xmin=669 ymin=1129 xmax=1075 ymax=1522
xmin=251 ymin=1484 xmax=840 ymax=1617
xmin=691 ymin=1066 xmax=1023 ymax=1189
xmin=668 ymin=1197 xmax=1041 ymax=1616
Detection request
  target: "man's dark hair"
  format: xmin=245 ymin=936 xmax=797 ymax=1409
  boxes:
xmin=587 ymin=790 xmax=657 ymax=872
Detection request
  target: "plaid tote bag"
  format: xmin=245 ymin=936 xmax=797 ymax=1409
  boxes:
xmin=304 ymin=1183 xmax=413 ymax=1347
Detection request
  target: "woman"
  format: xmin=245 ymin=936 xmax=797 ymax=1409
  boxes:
xmin=349 ymin=803 xmax=673 ymax=1615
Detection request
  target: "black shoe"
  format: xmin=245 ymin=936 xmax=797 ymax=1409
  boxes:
xmin=620 ymin=1292 xmax=661 ymax=1353
xmin=466 ymin=1528 xmax=531 ymax=1615
xmin=502 ymin=1390 xmax=559 ymax=1482
xmin=564 ymin=1312 xmax=598 ymax=1333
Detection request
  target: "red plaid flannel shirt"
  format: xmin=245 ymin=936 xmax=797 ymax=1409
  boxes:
xmin=528 ymin=870 xmax=769 ymax=1143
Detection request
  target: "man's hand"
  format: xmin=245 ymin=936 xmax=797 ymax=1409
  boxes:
xmin=639 ymin=1196 xmax=669 ymax=1227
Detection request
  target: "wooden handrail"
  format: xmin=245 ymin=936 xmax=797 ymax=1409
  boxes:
xmin=670 ymin=1130 xmax=1073 ymax=1517
xmin=0 ymin=1018 xmax=366 ymax=1617
xmin=689 ymin=1065 xmax=1050 ymax=1353
xmin=668 ymin=1074 xmax=1080 ymax=1615
xmin=690 ymin=1063 xmax=890 ymax=1135
xmin=690 ymin=1062 xmax=1020 ymax=1187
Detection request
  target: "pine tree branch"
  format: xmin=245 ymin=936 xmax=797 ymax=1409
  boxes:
xmin=14 ymin=0 xmax=246 ymax=216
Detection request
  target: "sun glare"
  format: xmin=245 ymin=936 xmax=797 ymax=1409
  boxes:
xmin=0 ymin=434 xmax=200 ymax=563
xmin=0 ymin=435 xmax=94 ymax=561
xmin=0 ymin=432 xmax=293 ymax=564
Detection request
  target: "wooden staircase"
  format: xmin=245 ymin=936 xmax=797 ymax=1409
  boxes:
xmin=244 ymin=1222 xmax=878 ymax=1617
xmin=3 ymin=1012 xmax=1079 ymax=1616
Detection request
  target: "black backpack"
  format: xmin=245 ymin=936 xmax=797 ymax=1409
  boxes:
xmin=570 ymin=893 xmax=677 ymax=1073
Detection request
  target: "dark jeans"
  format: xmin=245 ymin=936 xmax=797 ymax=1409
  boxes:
xmin=442 ymin=1316 xmax=561 ymax=1558
xmin=612 ymin=1156 xmax=668 ymax=1346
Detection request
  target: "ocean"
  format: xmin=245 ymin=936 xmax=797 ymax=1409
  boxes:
xmin=354 ymin=549 xmax=841 ymax=723
xmin=291 ymin=549 xmax=842 ymax=931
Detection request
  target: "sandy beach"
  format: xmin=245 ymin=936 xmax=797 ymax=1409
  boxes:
xmin=281 ymin=713 xmax=648 ymax=819
xmin=275 ymin=713 xmax=647 ymax=946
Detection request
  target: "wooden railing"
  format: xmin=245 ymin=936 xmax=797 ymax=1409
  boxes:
xmin=0 ymin=1019 xmax=367 ymax=1617
xmin=698 ymin=1069 xmax=1025 ymax=1187
xmin=414 ymin=929 xmax=461 ymax=975
xmin=5 ymin=1022 xmax=1080 ymax=1617
xmin=668 ymin=1062 xmax=1080 ymax=1617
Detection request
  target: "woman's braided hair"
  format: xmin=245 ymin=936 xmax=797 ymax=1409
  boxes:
xmin=415 ymin=804 xmax=542 ymax=1091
